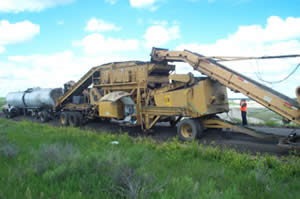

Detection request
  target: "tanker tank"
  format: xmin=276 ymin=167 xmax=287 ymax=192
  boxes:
xmin=6 ymin=88 xmax=63 ymax=109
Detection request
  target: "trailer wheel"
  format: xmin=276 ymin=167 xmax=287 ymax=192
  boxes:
xmin=60 ymin=112 xmax=69 ymax=126
xmin=69 ymin=112 xmax=81 ymax=127
xmin=195 ymin=119 xmax=204 ymax=138
xmin=5 ymin=108 xmax=16 ymax=118
xmin=75 ymin=112 xmax=83 ymax=125
xmin=5 ymin=112 xmax=10 ymax=118
xmin=40 ymin=111 xmax=50 ymax=123
xmin=177 ymin=119 xmax=201 ymax=141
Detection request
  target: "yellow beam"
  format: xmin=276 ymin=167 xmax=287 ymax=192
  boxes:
xmin=203 ymin=119 xmax=278 ymax=139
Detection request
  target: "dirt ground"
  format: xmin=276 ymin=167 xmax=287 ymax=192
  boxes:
xmin=2 ymin=112 xmax=299 ymax=157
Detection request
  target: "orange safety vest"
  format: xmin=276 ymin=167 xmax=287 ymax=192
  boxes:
xmin=240 ymin=101 xmax=247 ymax=112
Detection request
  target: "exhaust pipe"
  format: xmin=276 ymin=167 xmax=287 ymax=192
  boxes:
xmin=296 ymin=86 xmax=300 ymax=104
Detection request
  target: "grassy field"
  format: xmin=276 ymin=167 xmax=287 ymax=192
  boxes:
xmin=1 ymin=118 xmax=300 ymax=199
xmin=246 ymin=107 xmax=299 ymax=127
xmin=247 ymin=108 xmax=282 ymax=121
xmin=0 ymin=97 xmax=5 ymax=107
xmin=224 ymin=102 xmax=299 ymax=127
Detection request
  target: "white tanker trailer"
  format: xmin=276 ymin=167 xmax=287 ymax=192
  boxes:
xmin=2 ymin=87 xmax=63 ymax=122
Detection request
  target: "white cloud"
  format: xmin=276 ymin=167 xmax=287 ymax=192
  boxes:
xmin=0 ymin=20 xmax=40 ymax=45
xmin=0 ymin=46 xmax=5 ymax=54
xmin=73 ymin=33 xmax=139 ymax=55
xmin=176 ymin=16 xmax=300 ymax=59
xmin=85 ymin=18 xmax=121 ymax=32
xmin=176 ymin=16 xmax=300 ymax=97
xmin=74 ymin=17 xmax=139 ymax=56
xmin=222 ymin=16 xmax=300 ymax=45
xmin=1 ymin=51 xmax=130 ymax=97
xmin=129 ymin=0 xmax=158 ymax=10
xmin=0 ymin=20 xmax=39 ymax=53
xmin=144 ymin=23 xmax=180 ymax=48
xmin=0 ymin=0 xmax=74 ymax=13
xmin=130 ymin=0 xmax=156 ymax=8
xmin=105 ymin=0 xmax=117 ymax=4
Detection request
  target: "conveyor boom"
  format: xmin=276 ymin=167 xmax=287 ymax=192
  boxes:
xmin=56 ymin=66 xmax=99 ymax=107
xmin=151 ymin=48 xmax=300 ymax=125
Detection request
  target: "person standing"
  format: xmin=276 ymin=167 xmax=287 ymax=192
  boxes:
xmin=240 ymin=99 xmax=248 ymax=126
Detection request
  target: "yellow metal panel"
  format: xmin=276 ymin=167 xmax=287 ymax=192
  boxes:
xmin=189 ymin=81 xmax=208 ymax=115
xmin=101 ymin=70 xmax=110 ymax=84
xmin=169 ymin=74 xmax=192 ymax=83
xmin=195 ymin=80 xmax=229 ymax=114
xmin=203 ymin=118 xmax=273 ymax=139
xmin=123 ymin=68 xmax=130 ymax=82
xmin=111 ymin=68 xmax=130 ymax=83
xmin=148 ymin=75 xmax=169 ymax=83
xmin=90 ymin=88 xmax=102 ymax=105
xmin=154 ymin=79 xmax=228 ymax=117
xmin=98 ymin=101 xmax=124 ymax=119
xmin=137 ymin=69 xmax=147 ymax=83
xmin=154 ymin=89 xmax=188 ymax=107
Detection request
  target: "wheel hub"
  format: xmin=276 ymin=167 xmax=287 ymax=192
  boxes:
xmin=181 ymin=123 xmax=193 ymax=138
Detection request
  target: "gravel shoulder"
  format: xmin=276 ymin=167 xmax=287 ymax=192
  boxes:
xmin=1 ymin=112 xmax=299 ymax=157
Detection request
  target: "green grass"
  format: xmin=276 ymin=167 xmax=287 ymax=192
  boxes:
xmin=228 ymin=101 xmax=240 ymax=106
xmin=248 ymin=108 xmax=299 ymax=127
xmin=0 ymin=97 xmax=5 ymax=107
xmin=230 ymin=107 xmax=299 ymax=127
xmin=1 ymin=118 xmax=300 ymax=199
xmin=247 ymin=108 xmax=282 ymax=121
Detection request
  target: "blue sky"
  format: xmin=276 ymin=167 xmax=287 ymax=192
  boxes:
xmin=0 ymin=0 xmax=300 ymax=98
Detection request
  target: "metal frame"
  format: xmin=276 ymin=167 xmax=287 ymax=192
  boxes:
xmin=151 ymin=48 xmax=300 ymax=126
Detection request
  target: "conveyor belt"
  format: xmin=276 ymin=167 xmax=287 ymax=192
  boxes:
xmin=56 ymin=67 xmax=98 ymax=107
xmin=151 ymin=47 xmax=300 ymax=125
xmin=55 ymin=61 xmax=151 ymax=108
xmin=188 ymin=50 xmax=299 ymax=108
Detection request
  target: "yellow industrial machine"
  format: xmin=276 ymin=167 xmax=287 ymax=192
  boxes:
xmin=55 ymin=48 xmax=300 ymax=147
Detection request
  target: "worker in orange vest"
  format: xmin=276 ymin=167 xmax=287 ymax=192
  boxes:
xmin=240 ymin=99 xmax=248 ymax=126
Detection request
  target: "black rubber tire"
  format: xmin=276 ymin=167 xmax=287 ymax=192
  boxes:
xmin=75 ymin=112 xmax=83 ymax=126
xmin=69 ymin=112 xmax=81 ymax=127
xmin=177 ymin=119 xmax=201 ymax=142
xmin=40 ymin=111 xmax=50 ymax=123
xmin=193 ymin=119 xmax=204 ymax=138
xmin=7 ymin=111 xmax=16 ymax=118
xmin=5 ymin=112 xmax=10 ymax=118
xmin=169 ymin=116 xmax=177 ymax=127
xmin=60 ymin=112 xmax=69 ymax=126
